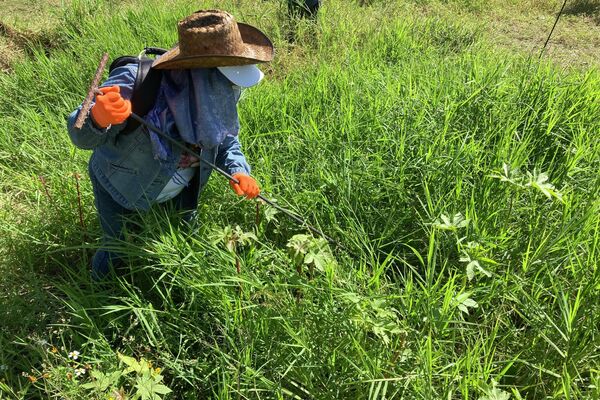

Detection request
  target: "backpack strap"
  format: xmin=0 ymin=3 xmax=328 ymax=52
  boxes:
xmin=108 ymin=56 xmax=138 ymax=73
xmin=109 ymin=47 xmax=167 ymax=134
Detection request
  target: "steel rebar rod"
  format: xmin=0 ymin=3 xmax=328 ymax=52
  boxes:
xmin=74 ymin=53 xmax=109 ymax=129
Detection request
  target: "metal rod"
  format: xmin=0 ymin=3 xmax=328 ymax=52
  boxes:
xmin=539 ymin=0 xmax=568 ymax=59
xmin=129 ymin=113 xmax=341 ymax=246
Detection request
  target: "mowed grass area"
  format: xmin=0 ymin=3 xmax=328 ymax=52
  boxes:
xmin=0 ymin=0 xmax=599 ymax=399
xmin=1 ymin=0 xmax=599 ymax=70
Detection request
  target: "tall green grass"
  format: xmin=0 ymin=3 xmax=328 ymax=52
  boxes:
xmin=0 ymin=0 xmax=599 ymax=398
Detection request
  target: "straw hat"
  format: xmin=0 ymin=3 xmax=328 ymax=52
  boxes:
xmin=152 ymin=10 xmax=274 ymax=70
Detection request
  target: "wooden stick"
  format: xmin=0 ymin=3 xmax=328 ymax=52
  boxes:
xmin=74 ymin=52 xmax=109 ymax=129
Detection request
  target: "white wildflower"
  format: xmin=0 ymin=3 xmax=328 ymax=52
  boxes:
xmin=67 ymin=350 xmax=80 ymax=360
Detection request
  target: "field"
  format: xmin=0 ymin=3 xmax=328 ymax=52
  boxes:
xmin=0 ymin=0 xmax=599 ymax=399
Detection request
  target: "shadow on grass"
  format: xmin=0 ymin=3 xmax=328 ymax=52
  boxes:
xmin=564 ymin=0 xmax=600 ymax=24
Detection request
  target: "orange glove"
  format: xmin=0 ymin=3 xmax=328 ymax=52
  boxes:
xmin=90 ymin=85 xmax=132 ymax=128
xmin=229 ymin=173 xmax=260 ymax=199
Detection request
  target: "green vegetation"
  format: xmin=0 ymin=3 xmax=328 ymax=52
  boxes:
xmin=1 ymin=0 xmax=599 ymax=398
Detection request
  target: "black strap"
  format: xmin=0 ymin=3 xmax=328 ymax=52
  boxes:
xmin=144 ymin=47 xmax=168 ymax=56
xmin=119 ymin=47 xmax=167 ymax=134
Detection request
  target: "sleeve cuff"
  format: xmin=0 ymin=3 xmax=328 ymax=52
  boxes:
xmin=86 ymin=112 xmax=111 ymax=135
xmin=228 ymin=166 xmax=251 ymax=176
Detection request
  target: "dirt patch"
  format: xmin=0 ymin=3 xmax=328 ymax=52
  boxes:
xmin=0 ymin=21 xmax=62 ymax=72
xmin=0 ymin=36 xmax=22 ymax=72
xmin=0 ymin=0 xmax=65 ymax=71
xmin=486 ymin=9 xmax=600 ymax=69
xmin=412 ymin=0 xmax=600 ymax=70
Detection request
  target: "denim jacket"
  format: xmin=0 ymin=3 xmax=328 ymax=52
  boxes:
xmin=66 ymin=64 xmax=251 ymax=211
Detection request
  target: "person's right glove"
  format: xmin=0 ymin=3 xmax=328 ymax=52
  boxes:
xmin=229 ymin=173 xmax=260 ymax=199
xmin=90 ymin=85 xmax=132 ymax=128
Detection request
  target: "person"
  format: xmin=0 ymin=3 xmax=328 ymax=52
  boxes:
xmin=285 ymin=0 xmax=320 ymax=43
xmin=288 ymin=0 xmax=320 ymax=19
xmin=67 ymin=10 xmax=274 ymax=280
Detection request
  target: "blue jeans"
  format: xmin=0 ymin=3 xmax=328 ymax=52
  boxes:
xmin=89 ymin=166 xmax=134 ymax=280
xmin=88 ymin=165 xmax=200 ymax=280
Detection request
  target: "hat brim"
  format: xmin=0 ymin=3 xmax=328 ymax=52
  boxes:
xmin=217 ymin=64 xmax=264 ymax=87
xmin=152 ymin=23 xmax=273 ymax=69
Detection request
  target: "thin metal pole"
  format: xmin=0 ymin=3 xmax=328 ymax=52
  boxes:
xmin=539 ymin=0 xmax=568 ymax=59
xmin=129 ymin=113 xmax=341 ymax=246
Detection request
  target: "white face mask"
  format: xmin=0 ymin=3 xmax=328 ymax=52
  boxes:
xmin=217 ymin=65 xmax=264 ymax=89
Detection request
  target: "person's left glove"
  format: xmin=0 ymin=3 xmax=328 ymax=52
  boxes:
xmin=90 ymin=85 xmax=132 ymax=128
xmin=229 ymin=173 xmax=260 ymax=199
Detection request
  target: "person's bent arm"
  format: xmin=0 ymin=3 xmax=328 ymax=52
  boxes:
xmin=215 ymin=134 xmax=251 ymax=176
xmin=66 ymin=65 xmax=136 ymax=149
